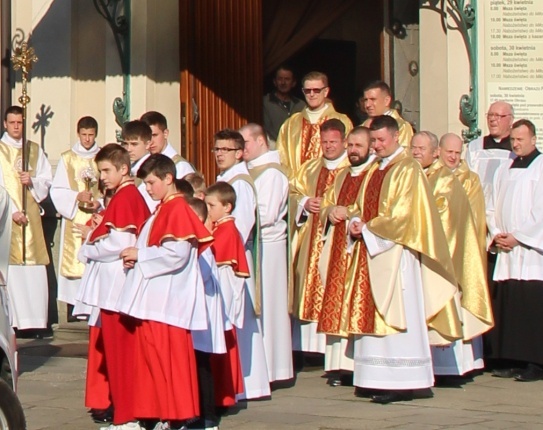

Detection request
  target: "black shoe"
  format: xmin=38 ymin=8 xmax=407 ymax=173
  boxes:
xmin=491 ymin=368 xmax=524 ymax=378
xmin=514 ymin=364 xmax=543 ymax=382
xmin=371 ymin=390 xmax=414 ymax=404
xmin=90 ymin=405 xmax=113 ymax=423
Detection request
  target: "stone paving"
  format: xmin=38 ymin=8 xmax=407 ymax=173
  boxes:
xmin=16 ymin=337 xmax=543 ymax=430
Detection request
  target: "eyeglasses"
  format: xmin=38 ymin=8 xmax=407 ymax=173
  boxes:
xmin=211 ymin=147 xmax=239 ymax=154
xmin=486 ymin=113 xmax=511 ymax=120
xmin=302 ymin=87 xmax=327 ymax=95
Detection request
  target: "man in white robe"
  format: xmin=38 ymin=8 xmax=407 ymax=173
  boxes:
xmin=349 ymin=116 xmax=460 ymax=403
xmin=465 ymin=101 xmax=515 ymax=206
xmin=140 ymin=110 xmax=194 ymax=179
xmin=214 ymin=128 xmax=270 ymax=400
xmin=486 ymin=119 xmax=543 ymax=382
xmin=0 ymin=106 xmax=52 ymax=330
xmin=51 ymin=116 xmax=100 ymax=309
xmin=240 ymin=123 xmax=293 ymax=384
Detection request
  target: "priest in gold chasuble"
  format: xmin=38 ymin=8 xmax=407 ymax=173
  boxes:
xmin=317 ymin=126 xmax=375 ymax=377
xmin=349 ymin=116 xmax=461 ymax=404
xmin=289 ymin=119 xmax=350 ymax=354
xmin=412 ymin=132 xmax=493 ymax=377
xmin=276 ymin=71 xmax=352 ymax=179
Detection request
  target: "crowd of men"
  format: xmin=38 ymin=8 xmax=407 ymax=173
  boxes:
xmin=0 ymin=66 xmax=541 ymax=429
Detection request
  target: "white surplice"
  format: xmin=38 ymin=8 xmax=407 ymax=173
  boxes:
xmin=0 ymin=133 xmax=52 ymax=329
xmin=115 ymin=212 xmax=207 ymax=330
xmin=465 ymin=136 xmax=515 ymax=207
xmin=248 ymin=150 xmax=293 ymax=382
xmin=217 ymin=162 xmax=270 ymax=399
xmin=487 ymin=155 xmax=543 ymax=281
xmin=162 ymin=142 xmax=195 ymax=179
xmin=50 ymin=141 xmax=100 ymax=305
xmin=191 ymin=247 xmax=227 ymax=354
xmin=77 ymin=229 xmax=136 ymax=313
xmin=352 ymin=149 xmax=434 ymax=390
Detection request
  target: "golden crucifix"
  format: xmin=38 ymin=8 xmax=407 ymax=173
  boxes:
xmin=11 ymin=41 xmax=38 ymax=264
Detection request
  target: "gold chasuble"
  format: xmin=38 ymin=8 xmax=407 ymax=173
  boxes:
xmin=453 ymin=160 xmax=487 ymax=251
xmin=362 ymin=109 xmax=413 ymax=149
xmin=0 ymin=141 xmax=49 ymax=265
xmin=357 ymin=151 xmax=462 ymax=344
xmin=277 ymin=104 xmax=352 ymax=178
xmin=289 ymin=156 xmax=350 ymax=321
xmin=426 ymin=160 xmax=493 ymax=340
xmin=317 ymin=167 xmax=369 ymax=336
xmin=59 ymin=150 xmax=100 ymax=278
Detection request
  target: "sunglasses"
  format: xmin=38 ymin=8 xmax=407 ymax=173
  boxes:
xmin=302 ymin=87 xmax=327 ymax=95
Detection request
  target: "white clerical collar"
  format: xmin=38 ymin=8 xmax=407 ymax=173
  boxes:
xmin=350 ymin=154 xmax=376 ymax=176
xmin=1 ymin=132 xmax=22 ymax=148
xmin=161 ymin=142 xmax=176 ymax=158
xmin=132 ymin=153 xmax=150 ymax=176
xmin=307 ymin=103 xmax=329 ymax=124
xmin=217 ymin=160 xmax=249 ymax=181
xmin=379 ymin=146 xmax=404 ymax=170
xmin=246 ymin=150 xmax=280 ymax=169
xmin=73 ymin=140 xmax=100 ymax=158
xmin=323 ymin=151 xmax=347 ymax=170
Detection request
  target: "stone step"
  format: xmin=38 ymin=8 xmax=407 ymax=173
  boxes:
xmin=53 ymin=321 xmax=89 ymax=342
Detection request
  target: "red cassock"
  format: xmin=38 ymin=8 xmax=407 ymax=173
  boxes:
xmin=132 ymin=194 xmax=214 ymax=421
xmin=89 ymin=181 xmax=150 ymax=425
xmin=209 ymin=218 xmax=248 ymax=406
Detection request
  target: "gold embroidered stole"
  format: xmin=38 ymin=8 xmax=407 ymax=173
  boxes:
xmin=347 ymin=165 xmax=393 ymax=334
xmin=299 ymin=166 xmax=340 ymax=321
xmin=60 ymin=150 xmax=100 ymax=277
xmin=318 ymin=172 xmax=366 ymax=335
xmin=300 ymin=117 xmax=329 ymax=165
xmin=0 ymin=141 xmax=49 ymax=265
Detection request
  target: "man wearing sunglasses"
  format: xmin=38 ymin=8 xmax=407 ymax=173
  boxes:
xmin=361 ymin=80 xmax=414 ymax=149
xmin=276 ymin=71 xmax=352 ymax=178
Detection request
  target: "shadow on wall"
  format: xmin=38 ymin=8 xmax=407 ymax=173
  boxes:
xmin=10 ymin=0 xmax=179 ymax=83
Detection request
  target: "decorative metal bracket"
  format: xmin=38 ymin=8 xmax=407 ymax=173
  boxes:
xmin=422 ymin=0 xmax=481 ymax=142
xmin=93 ymin=0 xmax=130 ymax=130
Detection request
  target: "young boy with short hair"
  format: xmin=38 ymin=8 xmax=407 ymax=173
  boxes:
xmin=77 ymin=143 xmax=150 ymax=429
xmin=205 ymin=182 xmax=250 ymax=408
xmin=140 ymin=111 xmax=195 ymax=179
xmin=186 ymin=196 xmax=227 ymax=430
xmin=120 ymin=120 xmax=154 ymax=211
xmin=116 ymin=154 xmax=213 ymax=429
xmin=51 ymin=116 xmax=101 ymax=309
xmin=185 ymin=172 xmax=207 ymax=200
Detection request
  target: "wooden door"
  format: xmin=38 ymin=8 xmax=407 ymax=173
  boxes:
xmin=180 ymin=0 xmax=263 ymax=185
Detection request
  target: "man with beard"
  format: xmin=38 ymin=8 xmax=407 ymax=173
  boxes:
xmin=317 ymin=126 xmax=375 ymax=386
xmin=263 ymin=65 xmax=306 ymax=143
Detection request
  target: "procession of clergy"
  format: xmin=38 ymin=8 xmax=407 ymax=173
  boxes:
xmin=2 ymin=68 xmax=542 ymax=428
